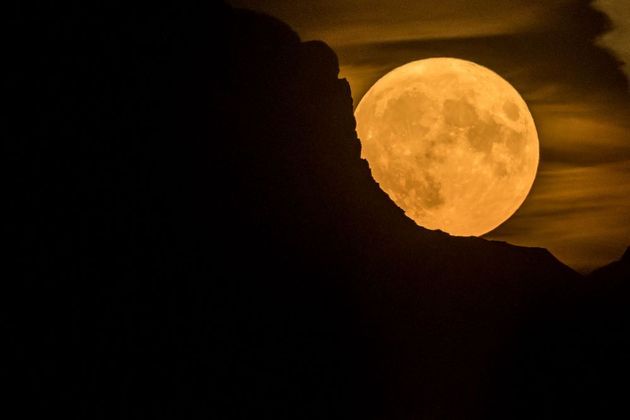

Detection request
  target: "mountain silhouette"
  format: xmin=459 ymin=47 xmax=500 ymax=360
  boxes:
xmin=9 ymin=2 xmax=630 ymax=419
xmin=589 ymin=246 xmax=630 ymax=281
xmin=488 ymin=247 xmax=630 ymax=419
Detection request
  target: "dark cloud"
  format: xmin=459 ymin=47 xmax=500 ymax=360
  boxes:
xmin=594 ymin=0 xmax=630 ymax=79
xmin=230 ymin=0 xmax=630 ymax=270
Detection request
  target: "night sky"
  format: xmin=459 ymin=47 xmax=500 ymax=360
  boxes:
xmin=12 ymin=3 xmax=630 ymax=417
xmin=231 ymin=0 xmax=630 ymax=272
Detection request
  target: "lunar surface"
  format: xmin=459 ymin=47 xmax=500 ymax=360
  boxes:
xmin=355 ymin=58 xmax=539 ymax=236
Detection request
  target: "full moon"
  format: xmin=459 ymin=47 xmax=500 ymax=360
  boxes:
xmin=355 ymin=58 xmax=539 ymax=236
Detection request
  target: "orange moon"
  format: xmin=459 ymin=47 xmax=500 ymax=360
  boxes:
xmin=355 ymin=58 xmax=539 ymax=236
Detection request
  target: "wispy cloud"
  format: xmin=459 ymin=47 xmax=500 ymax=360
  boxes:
xmin=487 ymin=161 xmax=630 ymax=272
xmin=232 ymin=0 xmax=573 ymax=46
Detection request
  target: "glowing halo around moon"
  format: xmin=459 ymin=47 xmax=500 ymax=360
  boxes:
xmin=355 ymin=57 xmax=539 ymax=237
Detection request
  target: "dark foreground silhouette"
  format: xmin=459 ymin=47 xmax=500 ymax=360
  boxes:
xmin=9 ymin=3 xmax=630 ymax=418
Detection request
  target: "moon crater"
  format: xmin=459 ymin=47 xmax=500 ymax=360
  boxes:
xmin=355 ymin=58 xmax=539 ymax=237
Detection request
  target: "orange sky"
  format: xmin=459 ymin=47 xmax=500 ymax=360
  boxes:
xmin=231 ymin=0 xmax=630 ymax=272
